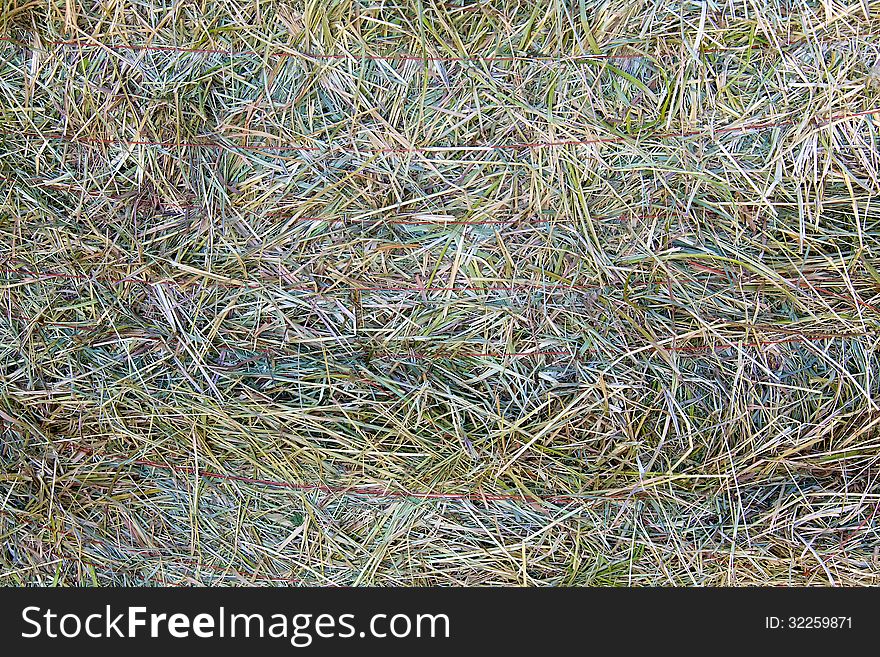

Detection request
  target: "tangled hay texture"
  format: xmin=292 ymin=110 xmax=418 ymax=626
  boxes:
xmin=2 ymin=0 xmax=880 ymax=585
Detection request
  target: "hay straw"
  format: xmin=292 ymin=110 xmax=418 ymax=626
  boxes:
xmin=1 ymin=0 xmax=879 ymax=585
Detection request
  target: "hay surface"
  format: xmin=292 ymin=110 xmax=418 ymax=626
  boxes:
xmin=1 ymin=0 xmax=879 ymax=585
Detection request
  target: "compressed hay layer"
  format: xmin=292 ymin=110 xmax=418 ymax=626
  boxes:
xmin=1 ymin=0 xmax=879 ymax=585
